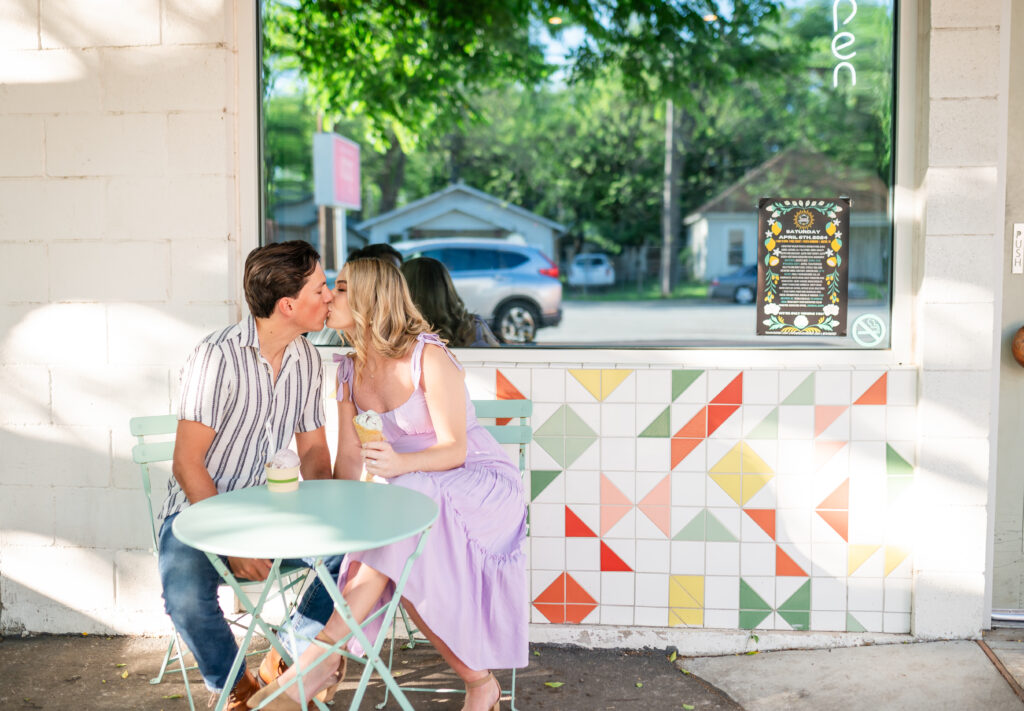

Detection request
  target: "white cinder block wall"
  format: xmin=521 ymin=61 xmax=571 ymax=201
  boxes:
xmin=0 ymin=0 xmax=1014 ymax=643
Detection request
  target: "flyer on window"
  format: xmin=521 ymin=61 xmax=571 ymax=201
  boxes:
xmin=755 ymin=197 xmax=850 ymax=337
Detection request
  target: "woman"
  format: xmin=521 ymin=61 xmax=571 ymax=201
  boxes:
xmin=400 ymin=256 xmax=500 ymax=347
xmin=249 ymin=258 xmax=527 ymax=711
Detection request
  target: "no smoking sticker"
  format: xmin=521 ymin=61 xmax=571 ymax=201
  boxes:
xmin=851 ymin=314 xmax=886 ymax=347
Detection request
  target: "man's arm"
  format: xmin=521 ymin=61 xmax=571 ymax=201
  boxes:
xmin=295 ymin=427 xmax=332 ymax=480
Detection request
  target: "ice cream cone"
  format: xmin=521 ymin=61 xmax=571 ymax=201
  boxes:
xmin=353 ymin=419 xmax=385 ymax=444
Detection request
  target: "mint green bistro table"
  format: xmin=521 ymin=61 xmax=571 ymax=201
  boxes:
xmin=172 ymin=479 xmax=439 ymax=711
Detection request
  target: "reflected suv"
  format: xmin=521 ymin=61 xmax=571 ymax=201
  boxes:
xmin=395 ymin=238 xmax=562 ymax=343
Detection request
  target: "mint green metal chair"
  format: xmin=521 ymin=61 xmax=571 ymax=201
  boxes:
xmin=130 ymin=414 xmax=311 ymax=710
xmin=380 ymin=398 xmax=532 ymax=711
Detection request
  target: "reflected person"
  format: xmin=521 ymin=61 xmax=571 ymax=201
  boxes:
xmin=401 ymin=256 xmax=499 ymax=347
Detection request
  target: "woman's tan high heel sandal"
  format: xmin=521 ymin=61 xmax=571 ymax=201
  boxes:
xmin=247 ymin=630 xmax=346 ymax=710
xmin=465 ymin=671 xmax=500 ymax=711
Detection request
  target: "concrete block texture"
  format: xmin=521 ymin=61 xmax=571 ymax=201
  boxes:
xmin=0 ymin=303 xmax=107 ymax=365
xmin=106 ymin=302 xmax=237 ymax=365
xmin=0 ymin=49 xmax=103 ymax=114
xmin=99 ymin=46 xmax=233 ymax=113
xmin=916 ymin=436 xmax=991 ymax=508
xmin=921 ymin=302 xmax=995 ymax=370
xmin=163 ymin=0 xmax=232 ymax=46
xmin=50 ymin=364 xmax=172 ymax=427
xmin=918 ymin=370 xmax=993 ymax=439
xmin=0 ymin=0 xmax=39 ymax=50
xmin=913 ymin=504 xmax=990 ymax=573
xmin=40 ymin=0 xmax=159 ymax=48
xmin=114 ymin=549 xmax=162 ymax=612
xmin=928 ymin=98 xmax=1000 ymax=167
xmin=169 ymin=240 xmax=236 ymax=302
xmin=104 ymin=175 xmax=235 ymax=240
xmin=924 ymin=167 xmax=999 ymax=235
xmin=932 ymin=0 xmax=1003 ymax=28
xmin=167 ymin=112 xmax=233 ymax=176
xmin=50 ymin=240 xmax=170 ymax=302
xmin=0 ymin=241 xmax=48 ymax=303
xmin=929 ymin=28 xmax=1001 ymax=98
xmin=0 ymin=364 xmax=51 ymax=425
xmin=45 ymin=114 xmax=167 ymax=177
xmin=55 ymin=487 xmax=152 ymax=550
xmin=912 ymin=571 xmax=986 ymax=638
xmin=0 ymin=116 xmax=44 ymax=176
xmin=0 ymin=425 xmax=111 ymax=488
xmin=0 ymin=486 xmax=55 ymax=547
xmin=0 ymin=178 xmax=105 ymax=240
xmin=922 ymin=235 xmax=998 ymax=303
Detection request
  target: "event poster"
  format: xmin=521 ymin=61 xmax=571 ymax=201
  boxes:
xmin=756 ymin=197 xmax=850 ymax=337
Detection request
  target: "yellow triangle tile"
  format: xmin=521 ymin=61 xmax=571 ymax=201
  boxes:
xmin=670 ymin=575 xmax=704 ymax=608
xmin=601 ymin=369 xmax=633 ymax=400
xmin=848 ymin=544 xmax=881 ymax=575
xmin=741 ymin=473 xmax=774 ymax=505
xmin=741 ymin=442 xmax=774 ymax=475
xmin=670 ymin=608 xmax=704 ymax=626
xmin=710 ymin=442 xmax=744 ymax=473
xmin=885 ymin=546 xmax=910 ymax=576
xmin=569 ymin=369 xmax=602 ymax=400
xmin=710 ymin=473 xmax=743 ymax=505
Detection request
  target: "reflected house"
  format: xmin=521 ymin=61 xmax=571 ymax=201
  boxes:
xmin=356 ymin=183 xmax=564 ymax=257
xmin=684 ymin=148 xmax=890 ymax=283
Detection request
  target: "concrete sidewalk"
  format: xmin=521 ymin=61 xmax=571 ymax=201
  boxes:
xmin=2 ymin=630 xmax=1023 ymax=710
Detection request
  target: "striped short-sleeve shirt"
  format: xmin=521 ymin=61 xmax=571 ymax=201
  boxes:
xmin=158 ymin=315 xmax=326 ymax=520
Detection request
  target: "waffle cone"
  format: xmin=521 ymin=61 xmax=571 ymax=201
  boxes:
xmin=353 ymin=419 xmax=384 ymax=444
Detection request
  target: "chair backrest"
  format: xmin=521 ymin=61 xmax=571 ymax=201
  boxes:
xmin=471 ymin=399 xmax=532 ymax=473
xmin=129 ymin=414 xmax=178 ymax=555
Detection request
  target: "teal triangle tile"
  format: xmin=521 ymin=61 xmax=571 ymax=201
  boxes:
xmin=673 ymin=510 xmax=707 ymax=541
xmin=778 ymin=610 xmax=810 ymax=631
xmin=747 ymin=407 xmax=778 ymax=440
xmin=782 ymin=374 xmax=815 ymax=405
xmin=564 ymin=405 xmax=597 ymax=437
xmin=740 ymin=609 xmax=772 ymax=629
xmin=778 ymin=579 xmax=811 ymax=612
xmin=639 ymin=406 xmax=671 ymax=438
xmin=535 ymin=405 xmax=566 ymax=437
xmin=705 ymin=510 xmax=738 ymax=542
xmin=846 ymin=613 xmax=867 ymax=632
xmin=740 ymin=579 xmax=772 ymax=611
xmin=672 ymin=370 xmax=703 ymax=401
xmin=564 ymin=436 xmax=598 ymax=469
xmin=886 ymin=444 xmax=913 ymax=476
xmin=531 ymin=470 xmax=562 ymax=501
xmin=534 ymin=436 xmax=565 ymax=468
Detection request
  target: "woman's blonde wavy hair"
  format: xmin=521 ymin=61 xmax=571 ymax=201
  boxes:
xmin=339 ymin=258 xmax=433 ymax=378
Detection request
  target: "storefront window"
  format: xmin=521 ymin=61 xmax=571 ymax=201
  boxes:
xmin=260 ymin=0 xmax=896 ymax=348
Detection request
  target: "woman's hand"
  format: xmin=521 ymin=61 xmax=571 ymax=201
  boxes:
xmin=361 ymin=440 xmax=406 ymax=479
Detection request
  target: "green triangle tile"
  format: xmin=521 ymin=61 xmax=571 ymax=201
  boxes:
xmin=564 ymin=405 xmax=597 ymax=437
xmin=886 ymin=444 xmax=913 ymax=476
xmin=531 ymin=470 xmax=562 ymax=501
xmin=887 ymin=476 xmax=913 ymax=504
xmin=748 ymin=407 xmax=779 ymax=439
xmin=779 ymin=610 xmax=810 ymax=631
xmin=673 ymin=510 xmax=707 ymax=541
xmin=846 ymin=613 xmax=867 ymax=632
xmin=782 ymin=374 xmax=815 ymax=405
xmin=705 ymin=510 xmax=738 ymax=542
xmin=535 ymin=405 xmax=566 ymax=437
xmin=564 ymin=436 xmax=598 ymax=469
xmin=639 ymin=406 xmax=671 ymax=438
xmin=534 ymin=436 xmax=566 ymax=468
xmin=778 ymin=579 xmax=811 ymax=612
xmin=672 ymin=370 xmax=703 ymax=401
xmin=740 ymin=579 xmax=772 ymax=611
xmin=740 ymin=609 xmax=772 ymax=629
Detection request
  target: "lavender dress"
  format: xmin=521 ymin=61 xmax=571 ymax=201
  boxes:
xmin=333 ymin=334 xmax=528 ymax=670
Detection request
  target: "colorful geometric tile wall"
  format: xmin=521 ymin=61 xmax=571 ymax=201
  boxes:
xmin=471 ymin=366 xmax=917 ymax=634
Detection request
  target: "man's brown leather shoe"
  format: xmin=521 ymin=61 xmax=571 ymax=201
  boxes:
xmin=258 ymin=647 xmax=287 ymax=686
xmin=209 ymin=669 xmax=259 ymax=711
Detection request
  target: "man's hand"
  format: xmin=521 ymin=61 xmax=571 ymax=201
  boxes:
xmin=227 ymin=556 xmax=272 ymax=582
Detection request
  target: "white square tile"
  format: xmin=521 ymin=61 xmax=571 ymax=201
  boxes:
xmin=884 ymin=577 xmax=912 ymax=613
xmin=566 ymin=371 xmax=597 ymax=402
xmin=704 ymin=608 xmax=739 ymax=629
xmin=811 ymin=543 xmax=848 ymax=578
xmin=634 ymin=607 xmax=668 ymax=627
xmin=707 ymin=371 xmax=742 ymax=401
xmin=674 ymin=371 xmax=708 ymax=403
xmin=778 ymin=405 xmax=814 ymax=439
xmin=671 ymin=541 xmax=706 ymax=575
xmin=529 ymin=503 xmax=563 ymax=537
xmin=707 ymin=478 xmax=738 ymax=508
xmin=602 ymin=403 xmax=637 ymax=437
xmin=565 ymin=538 xmax=600 ymax=571
xmin=569 ymin=570 xmax=601 ymax=601
xmin=636 ymin=509 xmax=670 ymax=539
xmin=708 ymin=407 xmax=742 ymax=439
xmin=812 ymin=515 xmax=847 ymax=545
xmin=564 ymin=470 xmax=600 ymax=505
xmin=532 ymin=537 xmax=566 ymax=570
xmin=705 ymin=438 xmax=734 ymax=468
xmin=636 ymin=471 xmax=669 ymax=503
xmin=706 ymin=541 xmax=739 ymax=576
xmin=780 ymin=371 xmax=814 ymax=401
xmin=743 ymin=576 xmax=775 ymax=609
xmin=818 ymin=408 xmax=850 ymax=440
xmin=580 ymin=606 xmax=599 ymax=624
xmin=778 ymin=440 xmax=814 ymax=476
xmin=636 ymin=369 xmax=672 ymax=403
xmin=532 ymin=470 xmax=564 ymax=504
xmin=811 ymin=610 xmax=846 ymax=631
xmin=570 ymin=439 xmax=601 ymax=470
xmin=604 ymin=372 xmax=636 ymax=403
xmin=601 ymin=436 xmax=636 ymax=471
xmin=886 ymin=405 xmax=917 ymax=441
xmin=851 ymin=610 xmax=883 ymax=632
xmin=744 ymin=477 xmax=777 ymax=509
xmin=531 ymin=570 xmax=562 ymax=599
xmin=705 ymin=576 xmax=740 ymax=609
xmin=883 ymin=612 xmax=910 ymax=634
xmin=711 ymin=507 xmax=742 ymax=538
xmin=811 ymin=576 xmax=847 ymax=611
xmin=776 ymin=474 xmax=814 ymax=509
xmin=636 ymin=572 xmax=669 ymax=606
xmin=600 ymin=605 xmax=635 ymax=625
xmin=743 ymin=405 xmax=776 ymax=437
xmin=604 ymin=508 xmax=636 ymax=539
xmin=776 ymin=509 xmax=812 ymax=543
xmin=671 ymin=507 xmax=704 ymax=539
xmin=567 ymin=503 xmax=600 ymax=537
xmin=531 ymin=606 xmax=551 ymax=624
xmin=671 ymin=402 xmax=705 ymax=435
xmin=603 ymin=471 xmax=636 ymax=503
xmin=775 ymin=576 xmax=808 ymax=608
xmin=848 ymin=578 xmax=884 ymax=612
xmin=740 ymin=510 xmax=774 ymax=543
xmin=887 ymin=370 xmax=917 ymax=406
xmin=602 ymin=539 xmax=636 ymax=569
xmin=743 ymin=371 xmax=779 ymax=405
xmin=572 ymin=402 xmax=601 ymax=434
xmin=673 ymin=440 xmax=707 ymax=472
xmin=635 ymin=436 xmax=669 ymax=472
xmin=465 ymin=367 xmax=496 ymax=399
xmin=637 ymin=402 xmax=670 ymax=435
xmin=529 ymin=440 xmax=560 ymax=470
xmin=740 ymin=542 xmax=775 ymax=577
xmin=600 ymin=571 xmax=636 ymax=606
xmin=849 ymin=441 xmax=887 ymax=478
xmin=850 ymin=405 xmax=886 ymax=440
xmin=636 ymin=540 xmax=670 ymax=573
xmin=851 ymin=371 xmax=886 ymax=404
xmin=815 ymin=371 xmax=851 ymax=405
xmin=531 ymin=369 xmax=566 ymax=403
xmin=500 ymin=367 xmax=532 ymax=399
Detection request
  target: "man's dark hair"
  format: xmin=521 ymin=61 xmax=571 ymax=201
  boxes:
xmin=244 ymin=240 xmax=321 ymax=318
xmin=347 ymin=242 xmax=403 ymax=268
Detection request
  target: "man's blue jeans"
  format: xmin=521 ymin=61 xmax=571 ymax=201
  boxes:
xmin=158 ymin=513 xmax=343 ymax=693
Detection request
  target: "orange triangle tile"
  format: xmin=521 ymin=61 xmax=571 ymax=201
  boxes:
xmin=707 ymin=403 xmax=740 ymax=435
xmin=814 ymin=441 xmax=847 ymax=471
xmin=565 ymin=603 xmax=597 ymax=623
xmin=565 ymin=506 xmax=598 ymax=537
xmin=601 ymin=505 xmax=631 ymax=536
xmin=671 ymin=438 xmax=703 ymax=469
xmin=817 ymin=509 xmax=849 ymax=541
xmin=744 ymin=508 xmax=776 ymax=540
xmin=565 ymin=573 xmax=598 ymax=605
xmin=533 ymin=603 xmax=566 ymax=624
xmin=496 ymin=371 xmax=526 ymax=425
xmin=640 ymin=505 xmax=672 ymax=537
xmin=675 ymin=407 xmax=707 ymax=438
xmin=711 ymin=373 xmax=743 ymax=404
xmin=815 ymin=405 xmax=848 ymax=438
xmin=776 ymin=545 xmax=808 ymax=576
xmin=817 ymin=479 xmax=849 ymax=510
xmin=601 ymin=474 xmax=632 ymax=507
xmin=855 ymin=373 xmax=887 ymax=405
xmin=639 ymin=476 xmax=671 ymax=507
xmin=534 ymin=572 xmax=566 ymax=604
xmin=601 ymin=541 xmax=633 ymax=572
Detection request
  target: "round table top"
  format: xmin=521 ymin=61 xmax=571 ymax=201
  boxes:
xmin=172 ymin=479 xmax=439 ymax=559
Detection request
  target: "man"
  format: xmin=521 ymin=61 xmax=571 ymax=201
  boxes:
xmin=157 ymin=240 xmax=341 ymax=709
